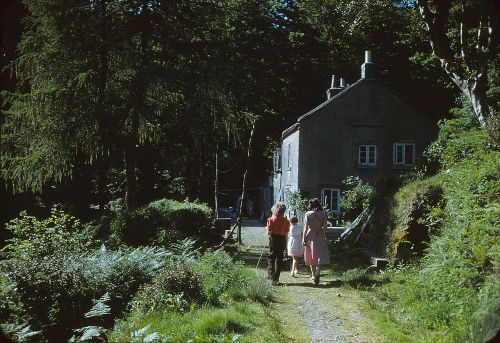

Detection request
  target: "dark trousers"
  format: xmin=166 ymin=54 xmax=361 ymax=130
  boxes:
xmin=267 ymin=234 xmax=286 ymax=283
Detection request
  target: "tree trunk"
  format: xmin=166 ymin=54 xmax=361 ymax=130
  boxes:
xmin=137 ymin=144 xmax=155 ymax=205
xmin=97 ymin=160 xmax=107 ymax=212
xmin=415 ymin=0 xmax=494 ymax=126
xmin=237 ymin=121 xmax=257 ymax=244
xmin=124 ymin=145 xmax=137 ymax=210
xmin=214 ymin=145 xmax=219 ymax=219
xmin=96 ymin=0 xmax=109 ymax=213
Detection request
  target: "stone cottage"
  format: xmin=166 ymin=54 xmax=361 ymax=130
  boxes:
xmin=272 ymin=51 xmax=437 ymax=216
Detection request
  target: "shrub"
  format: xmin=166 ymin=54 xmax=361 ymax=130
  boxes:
xmin=110 ymin=198 xmax=213 ymax=247
xmin=340 ymin=176 xmax=376 ymax=220
xmin=422 ymin=106 xmax=494 ymax=171
xmin=1 ymin=245 xmax=169 ymax=342
xmin=1 ymin=206 xmax=89 ymax=259
xmin=284 ymin=190 xmax=308 ymax=217
xmin=1 ymin=208 xmax=171 ymax=342
xmin=192 ymin=250 xmax=273 ymax=305
xmin=390 ymin=177 xmax=446 ymax=259
xmin=131 ymin=263 xmax=203 ymax=313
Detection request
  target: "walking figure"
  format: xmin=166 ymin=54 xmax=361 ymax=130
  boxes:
xmin=303 ymin=198 xmax=330 ymax=285
xmin=287 ymin=216 xmax=304 ymax=277
xmin=266 ymin=202 xmax=290 ymax=285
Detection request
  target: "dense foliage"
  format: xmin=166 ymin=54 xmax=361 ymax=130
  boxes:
xmin=0 ymin=205 xmax=276 ymax=342
xmin=1 ymin=0 xmax=461 ymax=224
xmin=340 ymin=176 xmax=376 ymax=221
xmin=0 ymin=1 xmax=498 ymax=342
xmin=366 ymin=108 xmax=500 ymax=342
xmin=109 ymin=198 xmax=214 ymax=247
xmin=0 ymin=208 xmax=171 ymax=341
xmin=111 ymin=250 xmax=277 ymax=342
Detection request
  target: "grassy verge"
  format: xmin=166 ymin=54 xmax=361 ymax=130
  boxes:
xmin=106 ymin=249 xmax=286 ymax=342
xmin=109 ymin=300 xmax=284 ymax=342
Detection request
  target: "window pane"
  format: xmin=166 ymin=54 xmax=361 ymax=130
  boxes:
xmin=368 ymin=146 xmax=375 ymax=164
xmin=359 ymin=146 xmax=366 ymax=164
xmin=332 ymin=190 xmax=339 ymax=210
xmin=395 ymin=145 xmax=403 ymax=163
xmin=323 ymin=190 xmax=332 ymax=210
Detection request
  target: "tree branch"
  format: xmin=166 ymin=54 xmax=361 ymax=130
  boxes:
xmin=460 ymin=0 xmax=471 ymax=73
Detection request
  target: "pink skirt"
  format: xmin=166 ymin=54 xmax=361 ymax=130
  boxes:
xmin=304 ymin=229 xmax=330 ymax=266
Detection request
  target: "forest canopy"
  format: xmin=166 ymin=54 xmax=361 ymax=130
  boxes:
xmin=1 ymin=0 xmax=498 ymax=221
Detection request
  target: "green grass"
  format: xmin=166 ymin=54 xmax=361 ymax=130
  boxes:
xmin=108 ymin=298 xmax=284 ymax=342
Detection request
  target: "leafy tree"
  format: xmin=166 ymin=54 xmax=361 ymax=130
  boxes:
xmin=415 ymin=0 xmax=499 ymax=126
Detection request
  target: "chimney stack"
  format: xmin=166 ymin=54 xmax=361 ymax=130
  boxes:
xmin=326 ymin=75 xmax=346 ymax=100
xmin=361 ymin=50 xmax=376 ymax=79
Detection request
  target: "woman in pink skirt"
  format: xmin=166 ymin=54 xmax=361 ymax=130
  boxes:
xmin=302 ymin=198 xmax=330 ymax=285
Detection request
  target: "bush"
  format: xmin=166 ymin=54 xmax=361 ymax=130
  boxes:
xmin=0 ymin=208 xmax=172 ymax=342
xmin=422 ymin=106 xmax=495 ymax=171
xmin=192 ymin=250 xmax=247 ymax=304
xmin=192 ymin=250 xmax=273 ymax=305
xmin=389 ymin=176 xmax=446 ymax=259
xmin=340 ymin=176 xmax=375 ymax=220
xmin=1 ymin=245 xmax=169 ymax=342
xmin=131 ymin=263 xmax=203 ymax=313
xmin=110 ymin=198 xmax=213 ymax=247
xmin=1 ymin=206 xmax=90 ymax=259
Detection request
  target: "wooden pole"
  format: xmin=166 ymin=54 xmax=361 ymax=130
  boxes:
xmin=214 ymin=145 xmax=219 ymax=219
xmin=237 ymin=121 xmax=256 ymax=244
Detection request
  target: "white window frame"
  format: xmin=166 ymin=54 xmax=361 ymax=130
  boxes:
xmin=358 ymin=145 xmax=377 ymax=166
xmin=321 ymin=188 xmax=340 ymax=212
xmin=393 ymin=143 xmax=416 ymax=166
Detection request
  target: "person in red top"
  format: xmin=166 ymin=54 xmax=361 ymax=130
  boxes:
xmin=266 ymin=202 xmax=290 ymax=285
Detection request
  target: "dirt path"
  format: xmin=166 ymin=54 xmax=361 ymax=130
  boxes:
xmin=235 ymin=219 xmax=382 ymax=343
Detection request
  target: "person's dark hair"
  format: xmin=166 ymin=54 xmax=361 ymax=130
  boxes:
xmin=290 ymin=216 xmax=298 ymax=224
xmin=307 ymin=198 xmax=323 ymax=211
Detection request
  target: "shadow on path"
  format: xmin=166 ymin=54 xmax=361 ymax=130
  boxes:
xmin=284 ymin=280 xmax=342 ymax=288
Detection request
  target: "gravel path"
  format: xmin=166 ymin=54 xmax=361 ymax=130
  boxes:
xmin=237 ymin=219 xmax=380 ymax=343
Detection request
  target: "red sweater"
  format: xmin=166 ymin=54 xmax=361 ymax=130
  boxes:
xmin=266 ymin=215 xmax=290 ymax=236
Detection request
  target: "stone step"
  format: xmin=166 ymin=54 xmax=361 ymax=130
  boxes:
xmin=369 ymin=257 xmax=389 ymax=269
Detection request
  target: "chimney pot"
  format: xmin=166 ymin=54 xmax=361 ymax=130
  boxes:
xmin=340 ymin=78 xmax=346 ymax=87
xmin=326 ymin=75 xmax=343 ymax=100
xmin=330 ymin=75 xmax=336 ymax=88
xmin=365 ymin=50 xmax=372 ymax=63
xmin=361 ymin=51 xmax=376 ymax=79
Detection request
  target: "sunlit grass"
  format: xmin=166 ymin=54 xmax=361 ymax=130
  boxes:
xmin=108 ymin=301 xmax=284 ymax=342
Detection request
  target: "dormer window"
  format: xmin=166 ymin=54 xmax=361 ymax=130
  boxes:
xmin=393 ymin=143 xmax=415 ymax=166
xmin=358 ymin=145 xmax=377 ymax=167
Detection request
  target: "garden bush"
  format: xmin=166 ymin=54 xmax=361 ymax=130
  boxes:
xmin=192 ymin=250 xmax=249 ymax=304
xmin=130 ymin=262 xmax=203 ymax=313
xmin=110 ymin=198 xmax=213 ymax=247
xmin=0 ymin=208 xmax=172 ymax=342
xmin=340 ymin=176 xmax=375 ymax=221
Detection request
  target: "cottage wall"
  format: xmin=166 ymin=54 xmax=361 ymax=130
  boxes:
xmin=282 ymin=130 xmax=300 ymax=199
xmin=296 ymin=79 xmax=436 ymax=201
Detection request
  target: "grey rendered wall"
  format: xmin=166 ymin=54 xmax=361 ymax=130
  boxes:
xmin=282 ymin=130 xmax=300 ymax=196
xmin=297 ymin=79 xmax=436 ymax=200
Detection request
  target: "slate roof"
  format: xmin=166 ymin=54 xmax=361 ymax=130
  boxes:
xmin=281 ymin=78 xmax=365 ymax=139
